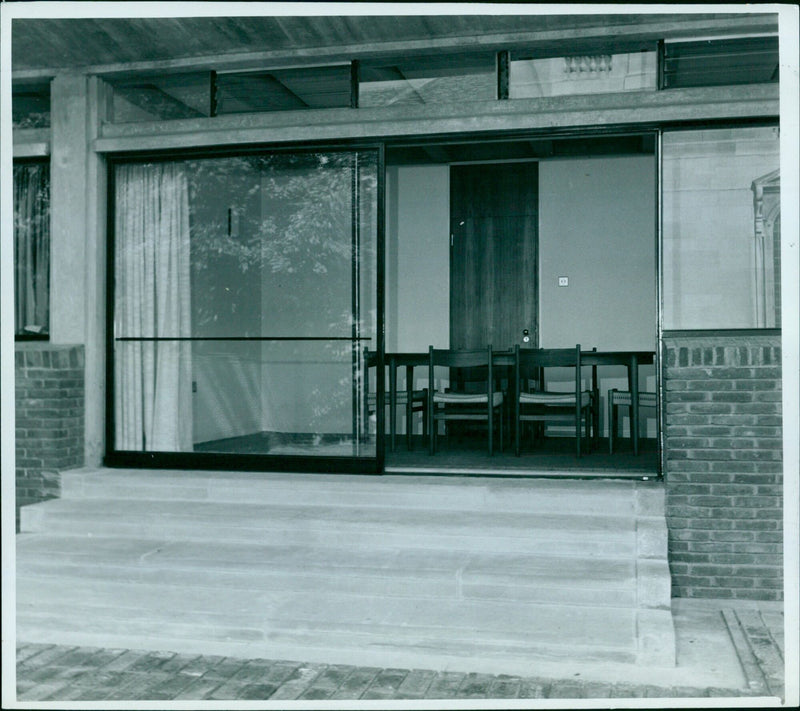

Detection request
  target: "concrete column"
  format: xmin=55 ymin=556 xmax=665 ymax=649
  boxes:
xmin=50 ymin=74 xmax=108 ymax=466
xmin=84 ymin=78 xmax=109 ymax=466
xmin=50 ymin=74 xmax=89 ymax=345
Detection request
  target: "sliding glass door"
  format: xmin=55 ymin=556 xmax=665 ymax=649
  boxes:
xmin=108 ymin=147 xmax=382 ymax=471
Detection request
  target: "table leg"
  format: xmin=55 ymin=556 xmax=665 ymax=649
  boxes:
xmin=630 ymin=355 xmax=640 ymax=456
xmin=389 ymin=357 xmax=397 ymax=453
xmin=406 ymin=365 xmax=414 ymax=450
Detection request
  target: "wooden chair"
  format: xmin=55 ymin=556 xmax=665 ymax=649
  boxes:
xmin=428 ymin=346 xmax=504 ymax=455
xmin=363 ymin=349 xmax=428 ymax=451
xmin=514 ymin=344 xmax=593 ymax=458
xmin=607 ymin=388 xmax=657 ymax=454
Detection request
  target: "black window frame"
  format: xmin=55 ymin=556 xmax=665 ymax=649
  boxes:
xmin=104 ymin=139 xmax=386 ymax=475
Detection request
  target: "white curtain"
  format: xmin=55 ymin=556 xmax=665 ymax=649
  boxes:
xmin=14 ymin=163 xmax=50 ymax=334
xmin=114 ymin=162 xmax=193 ymax=451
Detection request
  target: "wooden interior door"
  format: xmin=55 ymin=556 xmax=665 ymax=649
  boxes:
xmin=450 ymin=162 xmax=539 ymax=351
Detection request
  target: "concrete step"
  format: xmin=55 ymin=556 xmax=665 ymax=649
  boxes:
xmin=16 ymin=535 xmax=638 ymax=607
xmin=16 ymin=608 xmax=639 ymax=669
xmin=19 ymin=499 xmax=638 ymax=557
xmin=16 ymin=469 xmax=676 ymax=669
xmin=59 ymin=468 xmax=662 ymax=517
xmin=16 ymin=587 xmax=639 ymax=665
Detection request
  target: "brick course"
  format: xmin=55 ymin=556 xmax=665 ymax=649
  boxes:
xmin=663 ymin=334 xmax=783 ymax=600
xmin=15 ymin=344 xmax=85 ymax=529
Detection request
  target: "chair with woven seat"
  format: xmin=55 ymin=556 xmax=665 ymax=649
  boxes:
xmin=428 ymin=346 xmax=504 ymax=455
xmin=607 ymin=388 xmax=657 ymax=454
xmin=514 ymin=344 xmax=593 ymax=458
xmin=363 ymin=349 xmax=428 ymax=451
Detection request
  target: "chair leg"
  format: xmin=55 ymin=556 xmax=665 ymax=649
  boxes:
xmin=488 ymin=406 xmax=493 ymax=457
xmin=429 ymin=409 xmax=436 ymax=455
xmin=422 ymin=398 xmax=429 ymax=447
xmin=515 ymin=403 xmax=521 ymax=457
xmin=609 ymin=402 xmax=616 ymax=454
xmin=498 ymin=406 xmax=504 ymax=453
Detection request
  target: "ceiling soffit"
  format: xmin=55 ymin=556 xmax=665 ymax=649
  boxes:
xmin=11 ymin=13 xmax=779 ymax=79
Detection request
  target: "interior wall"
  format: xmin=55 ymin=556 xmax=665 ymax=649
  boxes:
xmin=539 ymin=155 xmax=656 ymax=350
xmin=539 ymin=154 xmax=657 ymax=435
xmin=386 ymin=164 xmax=450 ymax=356
xmin=387 ymin=154 xmax=658 ymax=438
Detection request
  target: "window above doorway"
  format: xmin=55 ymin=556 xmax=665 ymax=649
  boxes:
xmin=358 ymin=52 xmax=497 ymax=107
xmin=13 ymin=82 xmax=51 ymax=129
xmin=509 ymin=47 xmax=658 ymax=99
xmin=661 ymin=36 xmax=779 ymax=89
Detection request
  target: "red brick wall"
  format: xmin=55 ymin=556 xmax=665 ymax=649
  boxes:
xmin=663 ymin=334 xmax=783 ymax=600
xmin=15 ymin=344 xmax=85 ymax=529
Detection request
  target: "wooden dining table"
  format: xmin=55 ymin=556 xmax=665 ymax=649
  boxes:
xmin=581 ymin=350 xmax=656 ymax=455
xmin=382 ymin=348 xmax=655 ymax=455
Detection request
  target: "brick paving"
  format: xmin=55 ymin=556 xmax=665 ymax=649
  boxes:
xmin=15 ymin=643 xmax=759 ymax=702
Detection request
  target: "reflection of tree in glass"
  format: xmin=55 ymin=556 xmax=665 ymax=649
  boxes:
xmin=14 ymin=163 xmax=51 ymax=334
xmin=189 ymin=152 xmax=376 ymax=340
xmin=187 ymin=151 xmax=377 ymax=437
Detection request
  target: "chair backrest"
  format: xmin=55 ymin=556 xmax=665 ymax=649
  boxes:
xmin=515 ymin=344 xmax=582 ymax=393
xmin=429 ymin=346 xmax=494 ymax=394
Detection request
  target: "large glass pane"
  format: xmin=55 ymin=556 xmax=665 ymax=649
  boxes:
xmin=110 ymin=72 xmax=212 ymax=122
xmin=360 ymin=53 xmax=496 ymax=107
xmin=113 ymin=150 xmax=378 ymax=460
xmin=13 ymin=82 xmax=51 ymax=128
xmin=216 ymin=66 xmax=352 ymax=114
xmin=662 ymin=37 xmax=779 ymax=89
xmin=510 ymin=50 xmax=656 ymax=98
xmin=662 ymin=126 xmax=780 ymax=329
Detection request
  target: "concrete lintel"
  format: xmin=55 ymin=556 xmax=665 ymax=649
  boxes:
xmin=94 ymin=85 xmax=778 ymax=154
xmin=13 ymin=142 xmax=49 ymax=158
xmin=13 ymin=128 xmax=50 ymax=157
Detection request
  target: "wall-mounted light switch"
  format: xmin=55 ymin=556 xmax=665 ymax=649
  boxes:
xmin=558 ymin=276 xmax=569 ymax=287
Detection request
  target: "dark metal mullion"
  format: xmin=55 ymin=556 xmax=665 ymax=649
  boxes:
xmin=210 ymin=70 xmax=218 ymax=117
xmin=655 ymin=128 xmax=664 ymax=479
xmin=105 ymin=159 xmax=117 ymax=458
xmin=497 ymin=50 xmax=510 ymax=100
xmin=376 ymin=144 xmax=386 ymax=471
xmin=351 ymin=152 xmax=361 ymax=452
xmin=350 ymin=60 xmax=359 ymax=108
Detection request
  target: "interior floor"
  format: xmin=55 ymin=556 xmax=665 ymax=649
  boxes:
xmin=194 ymin=431 xmax=659 ymax=478
xmin=386 ymin=434 xmax=659 ymax=478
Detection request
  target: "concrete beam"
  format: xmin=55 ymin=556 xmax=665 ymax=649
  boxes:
xmin=94 ymin=84 xmax=778 ymax=154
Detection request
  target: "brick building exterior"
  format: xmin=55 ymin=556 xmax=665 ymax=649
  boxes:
xmin=14 ymin=345 xmax=85 ymax=528
xmin=663 ymin=335 xmax=783 ymax=599
xmin=7 ymin=9 xmax=795 ymax=608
